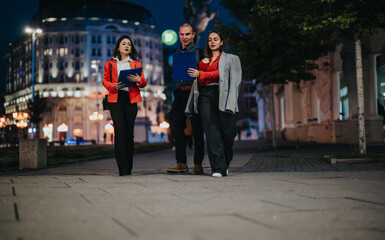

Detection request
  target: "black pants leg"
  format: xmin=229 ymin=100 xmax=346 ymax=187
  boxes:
xmin=219 ymin=111 xmax=237 ymax=168
xmin=172 ymin=89 xmax=189 ymax=163
xmin=172 ymin=88 xmax=205 ymax=165
xmin=198 ymin=86 xmax=236 ymax=176
xmin=109 ymin=91 xmax=138 ymax=175
xmin=190 ymin=113 xmax=205 ymax=165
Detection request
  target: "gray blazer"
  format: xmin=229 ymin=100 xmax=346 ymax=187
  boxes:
xmin=185 ymin=52 xmax=242 ymax=116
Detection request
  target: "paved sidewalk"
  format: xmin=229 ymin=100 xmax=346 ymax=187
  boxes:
xmin=0 ymin=140 xmax=384 ymax=240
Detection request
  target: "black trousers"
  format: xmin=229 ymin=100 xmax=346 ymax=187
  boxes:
xmin=172 ymin=88 xmax=205 ymax=164
xmin=109 ymin=91 xmax=138 ymax=175
xmin=198 ymin=85 xmax=237 ymax=175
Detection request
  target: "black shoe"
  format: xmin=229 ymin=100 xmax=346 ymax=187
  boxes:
xmin=119 ymin=169 xmax=127 ymax=176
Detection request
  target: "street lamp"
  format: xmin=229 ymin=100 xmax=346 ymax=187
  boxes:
xmin=89 ymin=111 xmax=103 ymax=144
xmin=91 ymin=62 xmax=103 ymax=144
xmin=25 ymin=27 xmax=43 ymax=139
xmin=12 ymin=111 xmax=29 ymax=139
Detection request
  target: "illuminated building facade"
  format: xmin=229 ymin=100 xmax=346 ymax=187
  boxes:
xmin=4 ymin=0 xmax=166 ymax=143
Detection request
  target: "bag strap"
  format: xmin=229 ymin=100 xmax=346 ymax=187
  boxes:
xmin=109 ymin=62 xmax=112 ymax=82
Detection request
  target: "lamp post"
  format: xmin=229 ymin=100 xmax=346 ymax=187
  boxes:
xmin=89 ymin=112 xmax=103 ymax=144
xmin=91 ymin=62 xmax=102 ymax=144
xmin=25 ymin=27 xmax=42 ymax=139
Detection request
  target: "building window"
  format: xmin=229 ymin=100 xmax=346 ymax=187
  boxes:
xmin=59 ymin=62 xmax=65 ymax=70
xmin=92 ymin=35 xmax=96 ymax=44
xmin=339 ymin=72 xmax=349 ymax=120
xmin=375 ymin=55 xmax=385 ymax=127
xmin=92 ymin=48 xmax=96 ymax=56
xmin=97 ymin=36 xmax=101 ymax=44
xmin=317 ymin=98 xmax=322 ymax=123
xmin=107 ymin=36 xmax=111 ymax=44
xmin=74 ymin=36 xmax=80 ymax=44
xmin=280 ymin=95 xmax=285 ymax=129
xmin=97 ymin=49 xmax=101 ymax=56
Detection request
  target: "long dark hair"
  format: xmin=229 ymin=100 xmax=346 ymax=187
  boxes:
xmin=112 ymin=35 xmax=139 ymax=60
xmin=203 ymin=31 xmax=227 ymax=58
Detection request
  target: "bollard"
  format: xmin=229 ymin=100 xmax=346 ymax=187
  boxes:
xmin=19 ymin=138 xmax=47 ymax=169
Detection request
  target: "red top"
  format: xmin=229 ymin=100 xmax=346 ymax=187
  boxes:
xmin=102 ymin=59 xmax=147 ymax=103
xmin=198 ymin=53 xmax=222 ymax=86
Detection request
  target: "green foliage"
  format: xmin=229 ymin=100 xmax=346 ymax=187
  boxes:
xmin=27 ymin=92 xmax=47 ymax=125
xmin=300 ymin=0 xmax=385 ymax=39
xmin=216 ymin=0 xmax=385 ymax=84
xmin=216 ymin=0 xmax=338 ymax=83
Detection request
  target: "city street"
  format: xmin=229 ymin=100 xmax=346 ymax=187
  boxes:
xmin=0 ymin=140 xmax=384 ymax=240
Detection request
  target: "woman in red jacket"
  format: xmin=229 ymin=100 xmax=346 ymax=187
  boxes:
xmin=102 ymin=35 xmax=147 ymax=176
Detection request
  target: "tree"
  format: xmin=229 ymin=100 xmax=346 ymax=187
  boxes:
xmin=216 ymin=0 xmax=338 ymax=83
xmin=215 ymin=0 xmax=339 ymax=147
xmin=27 ymin=92 xmax=47 ymax=138
xmin=217 ymin=0 xmax=385 ymax=154
xmin=299 ymin=0 xmax=385 ymax=155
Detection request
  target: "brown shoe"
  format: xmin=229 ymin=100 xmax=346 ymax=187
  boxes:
xmin=167 ymin=163 xmax=189 ymax=173
xmin=190 ymin=164 xmax=203 ymax=175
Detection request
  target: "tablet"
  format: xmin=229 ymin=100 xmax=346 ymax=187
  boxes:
xmin=118 ymin=67 xmax=143 ymax=87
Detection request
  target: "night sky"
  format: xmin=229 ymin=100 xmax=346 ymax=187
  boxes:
xmin=0 ymin=0 xmax=233 ymax=91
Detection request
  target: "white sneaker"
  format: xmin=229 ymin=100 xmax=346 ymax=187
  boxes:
xmin=212 ymin=173 xmax=222 ymax=178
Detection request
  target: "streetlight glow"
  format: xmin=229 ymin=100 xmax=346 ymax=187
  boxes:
xmin=161 ymin=29 xmax=177 ymax=46
xmin=159 ymin=121 xmax=170 ymax=129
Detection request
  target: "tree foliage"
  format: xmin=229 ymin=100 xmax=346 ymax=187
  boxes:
xmin=215 ymin=0 xmax=385 ymax=83
xmin=300 ymin=0 xmax=385 ymax=39
xmin=27 ymin=93 xmax=47 ymax=126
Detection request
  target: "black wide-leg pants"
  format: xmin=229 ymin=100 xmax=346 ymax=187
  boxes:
xmin=198 ymin=85 xmax=237 ymax=176
xmin=109 ymin=91 xmax=138 ymax=175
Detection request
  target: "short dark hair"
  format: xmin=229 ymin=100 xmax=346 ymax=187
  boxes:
xmin=179 ymin=23 xmax=195 ymax=33
xmin=112 ymin=35 xmax=139 ymax=60
xmin=203 ymin=31 xmax=227 ymax=57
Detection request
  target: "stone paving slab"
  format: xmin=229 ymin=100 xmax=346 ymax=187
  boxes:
xmin=1 ymin=171 xmax=385 ymax=240
xmin=1 ymin=141 xmax=385 ymax=240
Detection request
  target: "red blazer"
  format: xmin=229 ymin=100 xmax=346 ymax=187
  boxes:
xmin=102 ymin=59 xmax=147 ymax=103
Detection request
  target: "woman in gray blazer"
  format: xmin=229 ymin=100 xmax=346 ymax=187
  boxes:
xmin=186 ymin=31 xmax=242 ymax=177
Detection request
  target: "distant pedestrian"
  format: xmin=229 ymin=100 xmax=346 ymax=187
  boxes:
xmin=186 ymin=31 xmax=242 ymax=177
xmin=102 ymin=35 xmax=147 ymax=176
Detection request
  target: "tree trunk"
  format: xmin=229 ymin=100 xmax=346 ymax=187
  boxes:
xmin=270 ymin=84 xmax=277 ymax=149
xmin=355 ymin=39 xmax=366 ymax=155
xmin=340 ymin=40 xmax=358 ymax=119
